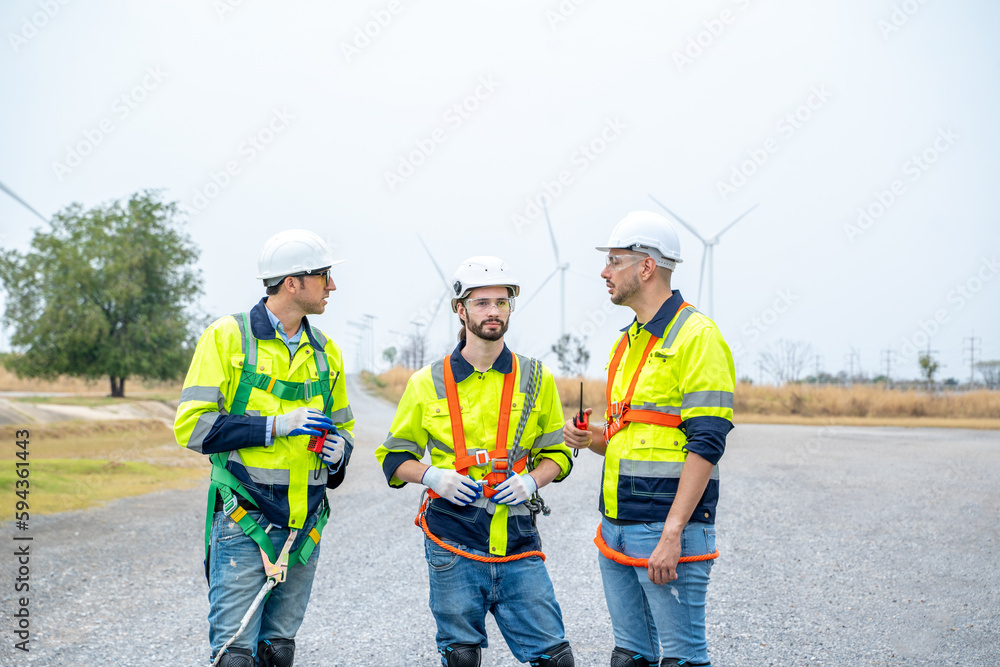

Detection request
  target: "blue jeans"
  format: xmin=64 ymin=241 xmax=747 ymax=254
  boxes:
xmin=424 ymin=538 xmax=568 ymax=664
xmin=598 ymin=518 xmax=715 ymax=665
xmin=208 ymin=509 xmax=322 ymax=657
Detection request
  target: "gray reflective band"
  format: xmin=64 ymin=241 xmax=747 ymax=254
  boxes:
xmin=234 ymin=313 xmax=257 ymax=367
xmin=383 ymin=436 xmax=423 ymax=457
xmin=308 ymin=467 xmax=328 ymax=485
xmin=186 ymin=412 xmax=220 ymax=453
xmin=623 ymin=458 xmax=720 ymax=480
xmin=682 ymin=390 xmax=734 ymax=410
xmin=330 ymin=405 xmax=354 ymax=424
xmin=515 ymin=354 xmax=533 ymax=393
xmin=313 ymin=347 xmax=329 ymax=373
xmin=431 ymin=359 xmax=447 ymax=400
xmin=630 ymin=402 xmax=681 ymax=415
xmin=533 ymin=429 xmax=564 ymax=449
xmin=340 ymin=431 xmax=355 ymax=448
xmin=180 ymin=386 xmax=225 ymax=407
xmin=238 ymin=462 xmax=291 ymax=486
xmin=311 ymin=327 xmax=328 ymax=350
xmin=428 ymin=437 xmax=455 ymax=455
xmin=662 ymin=307 xmax=696 ymax=350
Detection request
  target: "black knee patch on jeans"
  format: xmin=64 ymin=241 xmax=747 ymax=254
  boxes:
xmin=216 ymin=647 xmax=254 ymax=667
xmin=611 ymin=646 xmax=653 ymax=667
xmin=531 ymin=641 xmax=574 ymax=667
xmin=442 ymin=643 xmax=481 ymax=667
xmin=660 ymin=660 xmax=710 ymax=667
xmin=257 ymin=638 xmax=295 ymax=667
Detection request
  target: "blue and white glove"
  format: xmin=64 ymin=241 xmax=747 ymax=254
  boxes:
xmin=491 ymin=473 xmax=537 ymax=505
xmin=321 ymin=432 xmax=346 ymax=466
xmin=275 ymin=408 xmax=333 ymax=438
xmin=422 ymin=466 xmax=482 ymax=506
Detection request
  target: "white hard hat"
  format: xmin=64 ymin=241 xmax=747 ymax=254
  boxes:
xmin=256 ymin=229 xmax=343 ymax=287
xmin=450 ymin=256 xmax=520 ymax=312
xmin=596 ymin=211 xmax=683 ymax=270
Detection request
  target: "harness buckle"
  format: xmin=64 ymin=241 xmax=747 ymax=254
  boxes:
xmin=222 ymin=494 xmax=238 ymax=516
xmin=302 ymin=379 xmax=313 ymax=401
xmin=474 ymin=450 xmax=489 ymax=466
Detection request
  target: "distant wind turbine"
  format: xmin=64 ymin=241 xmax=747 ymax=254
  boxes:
xmin=518 ymin=200 xmax=569 ymax=338
xmin=416 ymin=234 xmax=455 ymax=341
xmin=648 ymin=194 xmax=757 ymax=318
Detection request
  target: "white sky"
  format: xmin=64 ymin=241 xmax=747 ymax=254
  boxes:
xmin=2 ymin=0 xmax=998 ymax=383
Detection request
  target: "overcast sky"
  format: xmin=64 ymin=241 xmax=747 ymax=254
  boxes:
xmin=2 ymin=0 xmax=998 ymax=383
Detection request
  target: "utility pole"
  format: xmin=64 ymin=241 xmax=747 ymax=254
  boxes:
xmin=963 ymin=335 xmax=981 ymax=387
xmin=844 ymin=348 xmax=860 ymax=387
xmin=879 ymin=348 xmax=895 ymax=388
xmin=812 ymin=354 xmax=824 ymax=383
xmin=363 ymin=314 xmax=376 ymax=375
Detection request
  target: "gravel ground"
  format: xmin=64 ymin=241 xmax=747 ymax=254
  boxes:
xmin=1 ymin=379 xmax=998 ymax=666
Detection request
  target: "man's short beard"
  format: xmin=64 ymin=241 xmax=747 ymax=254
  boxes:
xmin=465 ymin=315 xmax=508 ymax=341
xmin=610 ymin=270 xmax=640 ymax=305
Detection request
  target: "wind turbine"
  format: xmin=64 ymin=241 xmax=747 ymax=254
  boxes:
xmin=648 ymin=194 xmax=757 ymax=317
xmin=0 ymin=179 xmax=48 ymax=223
xmin=416 ymin=234 xmax=454 ymax=342
xmin=517 ymin=200 xmax=569 ymax=338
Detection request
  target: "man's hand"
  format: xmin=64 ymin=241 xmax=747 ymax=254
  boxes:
xmin=321 ymin=432 xmax=346 ymax=466
xmin=274 ymin=408 xmax=333 ymax=438
xmin=491 ymin=473 xmax=538 ymax=505
xmin=563 ymin=407 xmax=594 ymax=452
xmin=422 ymin=467 xmax=482 ymax=506
xmin=647 ymin=530 xmax=681 ymax=585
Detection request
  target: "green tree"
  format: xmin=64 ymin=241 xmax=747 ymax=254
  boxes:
xmin=382 ymin=346 xmax=398 ymax=366
xmin=918 ymin=352 xmax=939 ymax=389
xmin=0 ymin=191 xmax=201 ymax=397
xmin=551 ymin=334 xmax=590 ymax=377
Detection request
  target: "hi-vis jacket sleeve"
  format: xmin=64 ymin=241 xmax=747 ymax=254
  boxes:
xmin=528 ymin=367 xmax=573 ymax=482
xmin=324 ymin=338 xmax=355 ymax=490
xmin=678 ymin=324 xmax=735 ymax=466
xmin=374 ymin=372 xmax=428 ymax=487
xmin=175 ymin=319 xmax=267 ymax=455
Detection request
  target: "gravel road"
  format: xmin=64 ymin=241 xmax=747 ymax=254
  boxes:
xmin=1 ymin=378 xmax=997 ymax=666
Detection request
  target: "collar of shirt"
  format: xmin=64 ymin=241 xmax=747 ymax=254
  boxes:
xmin=619 ymin=289 xmax=686 ymax=339
xmin=449 ymin=339 xmax=514 ymax=383
xmin=263 ymin=299 xmax=303 ymax=356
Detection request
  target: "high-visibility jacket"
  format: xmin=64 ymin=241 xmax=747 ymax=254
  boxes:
xmin=602 ymin=290 xmax=734 ymax=524
xmin=175 ymin=298 xmax=355 ymax=531
xmin=375 ymin=342 xmax=572 ymax=557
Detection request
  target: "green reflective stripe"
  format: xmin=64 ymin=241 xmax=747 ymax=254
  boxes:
xmin=430 ymin=359 xmax=447 ymax=400
xmin=329 ymin=405 xmax=353 ymax=424
xmin=623 ymin=458 xmax=720 ymax=480
xmin=682 ymin=390 xmax=734 ymax=410
xmin=180 ymin=386 xmax=225 ymax=406
xmin=427 ymin=436 xmax=454 ymax=455
xmin=187 ymin=412 xmax=220 ymax=453
xmin=662 ymin=307 xmax=696 ymax=349
xmin=533 ymin=428 xmax=564 ymax=449
xmin=630 ymin=402 xmax=681 ymax=415
xmin=383 ymin=436 xmax=423 ymax=457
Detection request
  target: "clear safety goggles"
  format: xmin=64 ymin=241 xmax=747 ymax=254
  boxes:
xmin=604 ymin=253 xmax=646 ymax=271
xmin=464 ymin=297 xmax=514 ymax=314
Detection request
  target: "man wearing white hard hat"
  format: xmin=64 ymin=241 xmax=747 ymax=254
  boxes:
xmin=175 ymin=229 xmax=355 ymax=667
xmin=376 ymin=257 xmax=577 ymax=667
xmin=563 ymin=212 xmax=735 ymax=667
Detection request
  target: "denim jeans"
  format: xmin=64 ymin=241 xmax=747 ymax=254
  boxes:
xmin=424 ymin=538 xmax=568 ymax=664
xmin=598 ymin=518 xmax=715 ymax=665
xmin=208 ymin=508 xmax=321 ymax=657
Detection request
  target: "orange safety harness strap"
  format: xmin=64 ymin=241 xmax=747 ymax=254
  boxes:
xmin=433 ymin=353 xmax=523 ymax=499
xmin=594 ymin=524 xmax=718 ymax=567
xmin=414 ymin=497 xmax=545 ymax=562
xmin=604 ymin=303 xmax=693 ymax=442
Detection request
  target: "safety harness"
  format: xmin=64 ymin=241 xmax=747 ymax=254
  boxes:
xmin=206 ymin=312 xmax=336 ymax=665
xmin=415 ymin=354 xmax=549 ymax=563
xmin=598 ymin=301 xmax=720 ymax=568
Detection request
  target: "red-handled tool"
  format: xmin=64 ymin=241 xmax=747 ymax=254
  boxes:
xmin=307 ymin=388 xmax=335 ymax=454
xmin=572 ymin=382 xmax=588 ymax=458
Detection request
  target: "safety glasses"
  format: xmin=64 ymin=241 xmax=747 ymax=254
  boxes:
xmin=464 ymin=298 xmax=514 ymax=314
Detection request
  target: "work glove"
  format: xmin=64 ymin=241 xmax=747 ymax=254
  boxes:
xmin=275 ymin=408 xmax=333 ymax=438
xmin=421 ymin=466 xmax=481 ymax=506
xmin=491 ymin=473 xmax=537 ymax=505
xmin=321 ymin=431 xmax=346 ymax=466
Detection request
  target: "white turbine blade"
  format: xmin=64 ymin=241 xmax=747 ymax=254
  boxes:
xmin=518 ymin=268 xmax=559 ymax=312
xmin=715 ymin=204 xmax=758 ymax=240
xmin=697 ymin=245 xmax=708 ymax=306
xmin=425 ymin=291 xmax=448 ymax=329
xmin=648 ymin=194 xmax=705 ymax=243
xmin=542 ymin=200 xmax=561 ymax=266
xmin=416 ymin=234 xmax=451 ymax=288
xmin=569 ymin=267 xmax=604 ymax=282
xmin=0 ymin=180 xmax=48 ymax=223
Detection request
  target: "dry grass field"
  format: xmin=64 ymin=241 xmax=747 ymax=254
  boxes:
xmin=367 ymin=368 xmax=1000 ymax=429
xmin=0 ymin=362 xmax=183 ymax=396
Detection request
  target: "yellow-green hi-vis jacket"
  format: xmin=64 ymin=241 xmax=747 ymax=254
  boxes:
xmin=175 ymin=298 xmax=355 ymax=530
xmin=602 ymin=290 xmax=735 ymax=524
xmin=375 ymin=342 xmax=572 ymax=557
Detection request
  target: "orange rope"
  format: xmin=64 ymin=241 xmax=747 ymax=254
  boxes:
xmin=415 ymin=501 xmax=545 ymax=563
xmin=594 ymin=524 xmax=718 ymax=567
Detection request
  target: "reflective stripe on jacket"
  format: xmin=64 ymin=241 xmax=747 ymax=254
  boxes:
xmin=174 ymin=298 xmax=355 ymax=530
xmin=602 ymin=290 xmax=734 ymax=524
xmin=375 ymin=341 xmax=572 ymax=557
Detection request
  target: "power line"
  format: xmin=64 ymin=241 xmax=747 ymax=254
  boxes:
xmin=964 ymin=335 xmax=981 ymax=386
